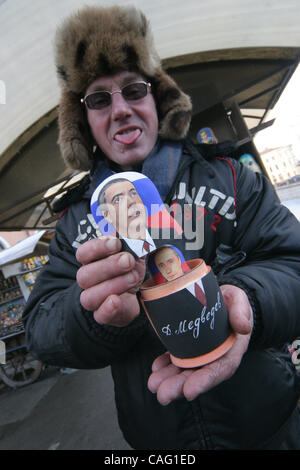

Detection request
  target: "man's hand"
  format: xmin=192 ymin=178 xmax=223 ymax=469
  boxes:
xmin=76 ymin=237 xmax=145 ymax=327
xmin=147 ymin=284 xmax=253 ymax=405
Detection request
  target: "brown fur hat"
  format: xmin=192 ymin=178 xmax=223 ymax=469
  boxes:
xmin=55 ymin=5 xmax=192 ymax=170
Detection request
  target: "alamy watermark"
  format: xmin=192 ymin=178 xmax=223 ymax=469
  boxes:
xmin=98 ymin=202 xmax=205 ymax=251
xmin=0 ymin=340 xmax=5 ymax=364
xmin=0 ymin=80 xmax=6 ymax=104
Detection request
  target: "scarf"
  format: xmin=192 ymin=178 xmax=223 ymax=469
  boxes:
xmin=91 ymin=139 xmax=182 ymax=201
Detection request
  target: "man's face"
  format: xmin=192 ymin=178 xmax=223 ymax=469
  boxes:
xmin=86 ymin=71 xmax=158 ymax=170
xmin=103 ymin=180 xmax=147 ymax=239
xmin=154 ymin=248 xmax=184 ymax=281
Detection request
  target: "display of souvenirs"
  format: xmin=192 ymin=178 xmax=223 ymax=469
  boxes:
xmin=0 ymin=286 xmax=22 ymax=304
xmin=0 ymin=254 xmax=49 ymax=334
xmin=23 ymin=270 xmax=40 ymax=292
xmin=0 ymin=301 xmax=25 ymax=329
xmin=238 ymin=153 xmax=262 ymax=173
xmin=0 ymin=274 xmax=18 ymax=291
xmin=21 ymin=255 xmax=49 ymax=272
xmin=197 ymin=127 xmax=218 ymax=144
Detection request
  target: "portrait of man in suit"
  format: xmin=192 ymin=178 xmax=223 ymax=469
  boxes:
xmin=91 ymin=171 xmax=183 ymax=258
xmin=98 ymin=177 xmax=156 ymax=257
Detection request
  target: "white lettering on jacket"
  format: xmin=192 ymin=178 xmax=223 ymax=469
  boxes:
xmin=173 ymin=183 xmax=236 ymax=220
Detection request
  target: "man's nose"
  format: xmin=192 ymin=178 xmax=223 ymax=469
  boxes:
xmin=111 ymin=92 xmax=132 ymax=120
xmin=126 ymin=194 xmax=136 ymax=209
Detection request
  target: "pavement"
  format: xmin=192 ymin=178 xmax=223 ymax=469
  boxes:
xmin=276 ymin=183 xmax=300 ymax=220
xmin=0 ymin=365 xmax=132 ymax=450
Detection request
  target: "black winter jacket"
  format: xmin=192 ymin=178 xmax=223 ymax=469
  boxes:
xmin=23 ymin=141 xmax=300 ymax=449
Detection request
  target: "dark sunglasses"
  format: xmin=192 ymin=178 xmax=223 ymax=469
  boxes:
xmin=81 ymin=81 xmax=151 ymax=110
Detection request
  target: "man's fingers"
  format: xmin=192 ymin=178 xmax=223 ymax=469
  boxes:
xmin=220 ymin=285 xmax=253 ymax=335
xmin=183 ymin=334 xmax=249 ymax=401
xmin=93 ymin=292 xmax=141 ymax=327
xmin=76 ymin=237 xmax=121 ymax=265
xmin=151 ymin=352 xmax=172 ymax=372
xmin=80 ymin=268 xmax=140 ymax=311
xmin=76 ymin=238 xmax=146 ymax=327
xmin=156 ymin=371 xmax=193 ymax=406
xmin=148 ymin=363 xmax=193 ymax=405
xmin=148 ymin=353 xmax=194 ymax=405
xmin=148 ymin=361 xmax=179 ymax=392
xmin=77 ymin=251 xmax=136 ymax=289
xmin=94 ymin=294 xmax=123 ymax=325
xmin=183 ymin=359 xmax=232 ymax=400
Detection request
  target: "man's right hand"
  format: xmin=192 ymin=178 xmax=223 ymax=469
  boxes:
xmin=76 ymin=238 xmax=145 ymax=327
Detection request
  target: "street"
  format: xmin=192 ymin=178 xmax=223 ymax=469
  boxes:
xmin=0 ymin=366 xmax=132 ymax=450
xmin=276 ymin=182 xmax=300 ymax=220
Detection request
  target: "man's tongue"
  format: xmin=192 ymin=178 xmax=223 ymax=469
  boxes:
xmin=115 ymin=128 xmax=141 ymax=145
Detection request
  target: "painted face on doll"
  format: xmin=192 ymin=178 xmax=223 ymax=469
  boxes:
xmin=100 ymin=179 xmax=147 ymax=240
xmin=154 ymin=247 xmax=185 ymax=281
xmin=91 ymin=173 xmax=184 ymax=259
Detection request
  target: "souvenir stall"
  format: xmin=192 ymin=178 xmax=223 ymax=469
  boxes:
xmin=0 ymin=231 xmax=49 ymax=388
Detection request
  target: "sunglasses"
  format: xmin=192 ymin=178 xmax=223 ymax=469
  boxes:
xmin=81 ymin=81 xmax=152 ymax=110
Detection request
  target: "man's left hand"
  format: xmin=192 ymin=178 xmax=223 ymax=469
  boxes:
xmin=147 ymin=284 xmax=253 ymax=405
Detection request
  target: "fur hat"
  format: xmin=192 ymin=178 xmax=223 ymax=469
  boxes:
xmin=55 ymin=5 xmax=192 ymax=170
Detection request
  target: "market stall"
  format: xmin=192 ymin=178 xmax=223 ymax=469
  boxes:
xmin=0 ymin=231 xmax=49 ymax=388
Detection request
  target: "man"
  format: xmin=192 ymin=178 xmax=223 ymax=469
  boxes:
xmin=98 ymin=176 xmax=156 ymax=257
xmin=23 ymin=5 xmax=300 ymax=449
